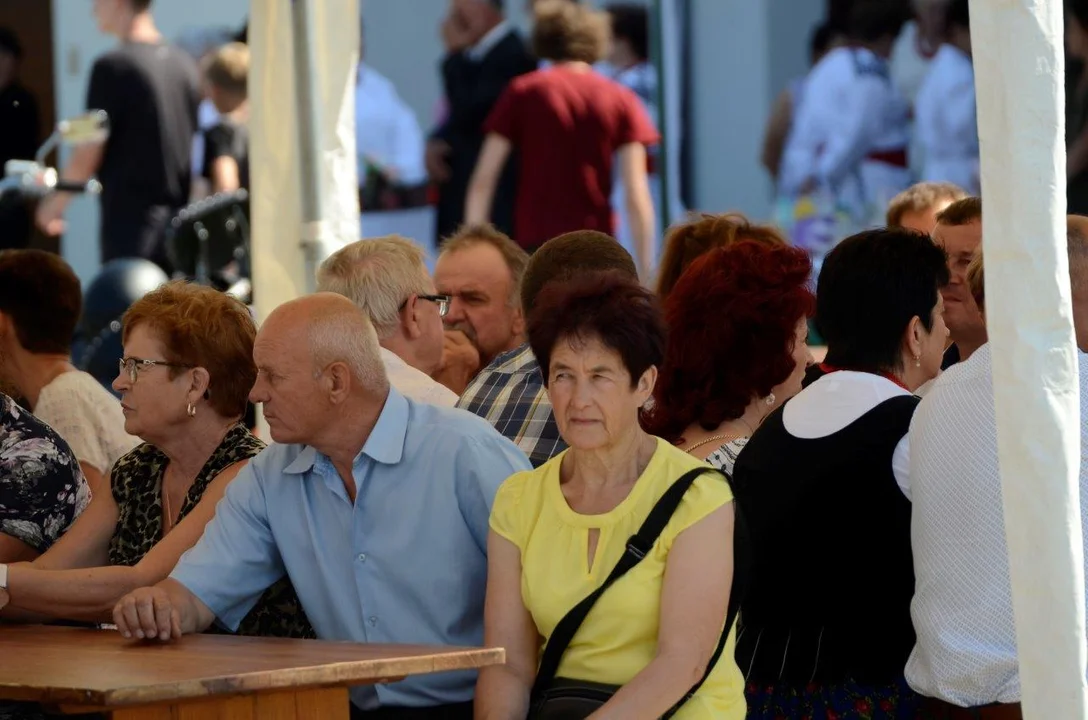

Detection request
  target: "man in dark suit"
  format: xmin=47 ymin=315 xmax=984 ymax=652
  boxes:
xmin=426 ymin=0 xmax=536 ymax=243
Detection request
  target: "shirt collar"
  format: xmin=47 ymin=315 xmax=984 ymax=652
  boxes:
xmin=282 ymin=387 xmax=409 ymax=474
xmin=467 ymin=20 xmax=511 ymax=62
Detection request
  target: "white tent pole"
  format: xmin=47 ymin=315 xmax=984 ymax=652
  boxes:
xmin=249 ymin=0 xmax=359 ymax=325
xmin=970 ymin=1 xmax=1088 ymax=716
xmin=291 ymin=0 xmax=327 ymax=295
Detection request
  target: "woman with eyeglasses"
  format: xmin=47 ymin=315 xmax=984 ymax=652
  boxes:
xmin=0 ymin=281 xmax=312 ymax=640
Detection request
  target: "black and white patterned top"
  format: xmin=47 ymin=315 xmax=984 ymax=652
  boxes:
xmin=705 ymin=437 xmax=749 ymax=477
xmin=0 ymin=394 xmax=90 ymax=553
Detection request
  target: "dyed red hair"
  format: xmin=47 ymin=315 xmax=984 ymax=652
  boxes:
xmin=642 ymin=241 xmax=814 ymax=442
xmin=123 ymin=281 xmax=257 ymax=418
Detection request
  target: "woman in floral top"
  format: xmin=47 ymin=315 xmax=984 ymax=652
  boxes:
xmin=0 ymin=393 xmax=89 ymax=560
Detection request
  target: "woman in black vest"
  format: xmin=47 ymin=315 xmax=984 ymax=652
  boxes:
xmin=734 ymin=228 xmax=950 ymax=719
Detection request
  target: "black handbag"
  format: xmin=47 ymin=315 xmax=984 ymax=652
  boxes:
xmin=527 ymin=467 xmax=749 ymax=720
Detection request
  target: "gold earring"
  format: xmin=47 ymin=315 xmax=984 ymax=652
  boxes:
xmin=186 ymin=402 xmax=196 ymax=418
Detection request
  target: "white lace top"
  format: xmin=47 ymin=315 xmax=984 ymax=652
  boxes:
xmin=34 ymin=371 xmax=139 ymax=476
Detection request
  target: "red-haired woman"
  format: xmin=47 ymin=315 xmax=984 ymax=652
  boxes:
xmin=642 ymin=240 xmax=815 ymax=473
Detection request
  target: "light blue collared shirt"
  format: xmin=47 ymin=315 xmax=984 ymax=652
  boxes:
xmin=171 ymin=388 xmax=531 ymax=710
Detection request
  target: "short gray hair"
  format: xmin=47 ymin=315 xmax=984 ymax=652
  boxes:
xmin=316 ymin=236 xmax=432 ymax=339
xmin=308 ymin=306 xmax=389 ymax=394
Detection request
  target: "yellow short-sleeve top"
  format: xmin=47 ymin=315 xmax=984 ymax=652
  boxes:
xmin=490 ymin=437 xmax=746 ymax=720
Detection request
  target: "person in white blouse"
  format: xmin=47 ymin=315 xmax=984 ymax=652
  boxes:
xmin=906 ymin=217 xmax=1088 ymax=717
xmin=778 ymin=2 xmax=912 ymax=255
xmin=355 ymin=21 xmax=430 ymax=246
xmin=0 ymin=250 xmax=138 ymax=495
xmin=914 ymin=0 xmax=979 ymax=194
xmin=316 ymin=236 xmax=457 ymax=407
xmin=890 ymin=0 xmax=950 ymax=107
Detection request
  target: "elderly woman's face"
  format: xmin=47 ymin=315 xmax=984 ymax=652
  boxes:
xmin=113 ymin=324 xmax=199 ymax=441
xmin=547 ymin=334 xmax=654 ymax=452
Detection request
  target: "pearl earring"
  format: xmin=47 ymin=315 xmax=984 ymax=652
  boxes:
xmin=765 ymin=392 xmax=776 ymax=406
xmin=913 ymin=355 xmax=921 ymax=368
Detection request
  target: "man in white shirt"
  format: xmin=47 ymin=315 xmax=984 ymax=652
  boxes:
xmin=355 ymin=20 xmax=432 ymax=246
xmin=914 ymin=0 xmax=979 ymax=194
xmin=316 ymin=236 xmax=457 ymax=406
xmin=906 ymin=215 xmax=1088 ymax=717
xmin=0 ymin=250 xmax=138 ymax=496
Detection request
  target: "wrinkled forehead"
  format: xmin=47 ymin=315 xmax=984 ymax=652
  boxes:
xmin=254 ymin=319 xmax=310 ymax=368
xmin=435 ymin=245 xmax=514 ymax=291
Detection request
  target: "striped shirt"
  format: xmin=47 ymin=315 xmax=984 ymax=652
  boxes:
xmin=456 ymin=344 xmax=566 ymax=468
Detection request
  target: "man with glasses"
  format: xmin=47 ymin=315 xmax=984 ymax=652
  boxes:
xmin=317 ymin=236 xmax=459 ymax=406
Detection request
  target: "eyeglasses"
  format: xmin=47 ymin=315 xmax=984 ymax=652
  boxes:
xmin=118 ymin=357 xmax=194 ymax=383
xmin=400 ymin=293 xmax=451 ymax=318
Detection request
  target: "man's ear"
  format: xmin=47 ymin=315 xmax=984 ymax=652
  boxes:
xmin=511 ymin=304 xmax=526 ymax=339
xmin=325 ymin=361 xmax=353 ymax=404
xmin=403 ymin=296 xmax=424 ymax=341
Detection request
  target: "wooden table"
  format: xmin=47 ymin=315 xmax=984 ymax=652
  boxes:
xmin=0 ymin=625 xmax=504 ymax=719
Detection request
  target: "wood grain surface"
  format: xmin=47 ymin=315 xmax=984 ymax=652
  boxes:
xmin=0 ymin=626 xmax=504 ymax=708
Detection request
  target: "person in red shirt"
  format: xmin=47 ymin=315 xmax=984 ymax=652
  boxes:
xmin=464 ymin=0 xmax=658 ymax=279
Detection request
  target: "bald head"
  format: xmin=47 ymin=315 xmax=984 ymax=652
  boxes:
xmin=261 ymin=293 xmax=388 ymax=393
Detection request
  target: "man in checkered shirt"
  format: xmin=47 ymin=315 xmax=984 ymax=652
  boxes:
xmin=456 ymin=229 xmax=640 ymax=467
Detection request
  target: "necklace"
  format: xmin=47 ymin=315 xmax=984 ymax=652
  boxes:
xmin=683 ymin=417 xmax=758 ymax=455
xmin=162 ymin=489 xmax=176 ymax=534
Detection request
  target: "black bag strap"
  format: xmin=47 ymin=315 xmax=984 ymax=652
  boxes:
xmin=662 ymin=468 xmax=750 ymax=718
xmin=530 ymin=466 xmax=741 ymax=709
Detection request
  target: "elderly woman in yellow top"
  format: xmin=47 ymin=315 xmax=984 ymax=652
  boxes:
xmin=476 ymin=270 xmax=744 ymax=719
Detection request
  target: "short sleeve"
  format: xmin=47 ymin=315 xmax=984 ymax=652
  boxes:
xmin=616 ymin=86 xmax=660 ymax=148
xmin=202 ymin=124 xmax=232 ymax=180
xmin=454 ymin=433 xmax=533 ymax=554
xmin=489 ymin=471 xmax=534 ymax=550
xmin=86 ymin=56 xmax=116 ymax=114
xmin=662 ymin=470 xmax=734 ymax=552
xmin=170 ymin=459 xmax=286 ymax=631
xmin=483 ymin=83 xmax=521 ymax=143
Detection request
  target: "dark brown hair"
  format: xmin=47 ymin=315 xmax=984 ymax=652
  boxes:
xmin=0 ymin=249 xmax=82 ymax=354
xmin=935 ymin=196 xmax=983 ymax=227
xmin=520 ymin=230 xmax=637 ymax=313
xmin=529 ymin=271 xmax=664 ymax=389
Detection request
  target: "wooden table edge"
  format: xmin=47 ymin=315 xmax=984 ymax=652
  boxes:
xmin=8 ymin=647 xmax=506 ymax=708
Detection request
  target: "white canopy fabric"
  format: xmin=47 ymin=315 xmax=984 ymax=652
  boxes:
xmin=971 ymin=1 xmax=1088 ymax=716
xmin=248 ymin=0 xmax=360 ymax=323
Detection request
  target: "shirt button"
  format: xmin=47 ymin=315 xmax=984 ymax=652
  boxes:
xmin=369 ymin=616 xmax=378 ymax=626
xmin=357 ymin=553 xmax=367 ymax=562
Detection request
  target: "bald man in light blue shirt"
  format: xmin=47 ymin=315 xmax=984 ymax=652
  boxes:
xmin=112 ymin=294 xmax=530 ymax=717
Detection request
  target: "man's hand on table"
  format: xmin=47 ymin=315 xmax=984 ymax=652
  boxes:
xmin=113 ymin=586 xmax=183 ymax=642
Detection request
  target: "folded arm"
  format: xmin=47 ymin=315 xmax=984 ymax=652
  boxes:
xmin=5 ymin=461 xmax=247 ymax=623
